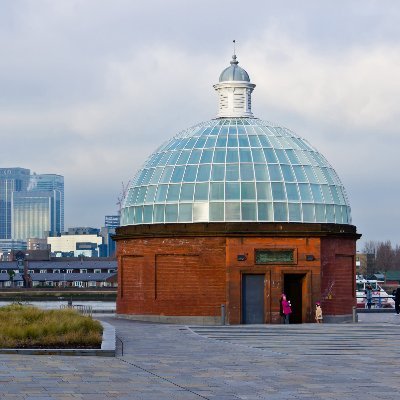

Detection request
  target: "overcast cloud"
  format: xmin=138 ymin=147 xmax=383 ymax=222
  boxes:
xmin=1 ymin=0 xmax=399 ymax=248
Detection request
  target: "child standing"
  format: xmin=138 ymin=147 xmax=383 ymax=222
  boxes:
xmin=315 ymin=302 xmax=323 ymax=323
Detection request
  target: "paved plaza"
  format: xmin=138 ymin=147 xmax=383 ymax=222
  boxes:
xmin=0 ymin=313 xmax=399 ymax=400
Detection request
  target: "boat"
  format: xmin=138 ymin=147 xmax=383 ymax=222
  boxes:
xmin=356 ymin=275 xmax=395 ymax=308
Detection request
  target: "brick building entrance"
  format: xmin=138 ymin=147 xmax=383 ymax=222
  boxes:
xmin=115 ymin=222 xmax=360 ymax=324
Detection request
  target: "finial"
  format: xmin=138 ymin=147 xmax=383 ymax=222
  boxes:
xmin=230 ymin=39 xmax=238 ymax=65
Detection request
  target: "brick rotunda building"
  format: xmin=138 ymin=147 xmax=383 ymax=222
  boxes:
xmin=115 ymin=53 xmax=361 ymax=324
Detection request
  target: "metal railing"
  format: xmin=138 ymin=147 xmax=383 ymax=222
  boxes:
xmin=60 ymin=304 xmax=93 ymax=316
xmin=356 ymin=295 xmax=395 ymax=309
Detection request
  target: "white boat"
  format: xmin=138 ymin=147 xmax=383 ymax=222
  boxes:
xmin=356 ymin=275 xmax=395 ymax=308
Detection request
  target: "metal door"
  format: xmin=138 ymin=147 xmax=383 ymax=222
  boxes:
xmin=242 ymin=274 xmax=265 ymax=324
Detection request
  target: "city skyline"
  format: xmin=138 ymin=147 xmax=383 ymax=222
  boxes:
xmin=1 ymin=1 xmax=399 ymax=247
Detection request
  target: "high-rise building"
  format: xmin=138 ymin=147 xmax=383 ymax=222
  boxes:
xmin=11 ymin=190 xmax=62 ymax=240
xmin=28 ymin=174 xmax=64 ymax=233
xmin=0 ymin=168 xmax=30 ymax=239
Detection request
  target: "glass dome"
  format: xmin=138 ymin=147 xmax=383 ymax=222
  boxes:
xmin=121 ymin=118 xmax=352 ymax=226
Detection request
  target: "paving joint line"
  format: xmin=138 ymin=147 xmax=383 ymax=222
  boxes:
xmin=116 ymin=355 xmax=211 ymax=400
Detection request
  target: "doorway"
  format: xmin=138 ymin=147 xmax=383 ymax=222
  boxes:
xmin=284 ymin=274 xmax=305 ymax=324
xmin=242 ymin=274 xmax=265 ymax=324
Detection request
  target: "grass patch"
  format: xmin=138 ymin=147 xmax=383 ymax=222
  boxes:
xmin=0 ymin=304 xmax=103 ymax=349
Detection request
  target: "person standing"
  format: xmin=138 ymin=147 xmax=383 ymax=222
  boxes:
xmin=365 ymin=282 xmax=373 ymax=309
xmin=281 ymin=294 xmax=292 ymax=324
xmin=394 ymin=287 xmax=400 ymax=315
xmin=315 ymin=302 xmax=323 ymax=323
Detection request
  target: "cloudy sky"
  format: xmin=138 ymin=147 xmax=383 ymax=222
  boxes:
xmin=1 ymin=0 xmax=399 ymax=248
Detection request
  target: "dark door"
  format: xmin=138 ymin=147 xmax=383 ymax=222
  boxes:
xmin=284 ymin=274 xmax=305 ymax=324
xmin=242 ymin=274 xmax=265 ymax=324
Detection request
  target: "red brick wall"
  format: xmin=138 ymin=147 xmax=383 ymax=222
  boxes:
xmin=320 ymin=237 xmax=356 ymax=315
xmin=117 ymin=237 xmax=226 ymax=316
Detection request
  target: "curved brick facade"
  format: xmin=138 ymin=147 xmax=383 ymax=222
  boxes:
xmin=115 ymin=223 xmax=360 ymax=324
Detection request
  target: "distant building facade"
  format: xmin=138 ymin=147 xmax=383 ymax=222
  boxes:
xmin=0 ymin=168 xmax=30 ymax=239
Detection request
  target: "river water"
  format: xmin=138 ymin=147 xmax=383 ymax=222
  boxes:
xmin=0 ymin=300 xmax=116 ymax=311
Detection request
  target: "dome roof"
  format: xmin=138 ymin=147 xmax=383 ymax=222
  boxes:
xmin=121 ymin=118 xmax=351 ymax=226
xmin=219 ymin=54 xmax=250 ymax=82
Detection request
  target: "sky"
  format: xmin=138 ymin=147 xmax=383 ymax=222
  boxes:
xmin=1 ymin=0 xmax=399 ymax=249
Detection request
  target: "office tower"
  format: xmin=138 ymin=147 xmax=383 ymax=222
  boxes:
xmin=0 ymin=168 xmax=30 ymax=239
xmin=11 ymin=190 xmax=62 ymax=240
xmin=28 ymin=174 xmax=64 ymax=233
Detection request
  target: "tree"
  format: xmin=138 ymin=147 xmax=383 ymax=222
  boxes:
xmin=7 ymin=270 xmax=15 ymax=287
xmin=376 ymin=241 xmax=395 ymax=271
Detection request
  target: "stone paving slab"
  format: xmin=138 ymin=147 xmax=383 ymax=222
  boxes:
xmin=0 ymin=313 xmax=399 ymax=399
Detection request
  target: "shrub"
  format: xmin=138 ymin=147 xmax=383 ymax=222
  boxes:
xmin=0 ymin=304 xmax=103 ymax=348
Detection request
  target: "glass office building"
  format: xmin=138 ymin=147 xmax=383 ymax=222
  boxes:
xmin=0 ymin=168 xmax=30 ymax=239
xmin=11 ymin=190 xmax=62 ymax=240
xmin=28 ymin=174 xmax=64 ymax=233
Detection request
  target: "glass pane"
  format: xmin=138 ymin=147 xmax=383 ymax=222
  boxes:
xmin=249 ymin=135 xmax=261 ymax=147
xmin=183 ymin=165 xmax=198 ymax=182
xmin=211 ymin=164 xmax=225 ymax=181
xmin=254 ymin=164 xmax=269 ymax=181
xmin=241 ymin=182 xmax=256 ymax=200
xmin=330 ymin=186 xmax=340 ymax=203
xmin=285 ymin=183 xmax=299 ymax=201
xmin=226 ymin=163 xmax=239 ymax=181
xmin=239 ymin=149 xmax=252 ymax=162
xmin=275 ymin=149 xmax=289 ymax=163
xmin=178 ymin=204 xmax=192 ymax=222
xmin=321 ymin=185 xmax=332 ymax=203
xmin=288 ymin=203 xmax=301 ymax=221
xmin=226 ymin=182 xmax=240 ymax=200
xmin=272 ymin=182 xmax=286 ymax=201
xmin=177 ymin=151 xmax=190 ymax=165
xmin=149 ymin=168 xmax=163 ymax=184
xmin=258 ymin=202 xmax=273 ymax=220
xmin=285 ymin=149 xmax=299 ymax=164
xmin=194 ymin=183 xmax=209 ymax=200
xmin=200 ymin=149 xmax=213 ymax=163
xmin=273 ymin=203 xmax=287 ymax=221
xmin=293 ymin=165 xmax=307 ymax=182
xmin=180 ymin=184 xmax=195 ymax=201
xmin=299 ymin=184 xmax=312 ymax=201
xmin=302 ymin=204 xmax=315 ymax=222
xmin=165 ymin=204 xmax=178 ymax=222
xmin=216 ymin=135 xmax=227 ymax=147
xmin=242 ymin=202 xmax=256 ymax=220
xmin=197 ymin=164 xmax=211 ymax=181
xmin=171 ymin=166 xmax=185 ymax=183
xmin=326 ymin=204 xmax=335 ymax=222
xmin=311 ymin=184 xmax=323 ymax=202
xmin=251 ymin=148 xmax=264 ymax=163
xmin=155 ymin=185 xmax=168 ymax=202
xmin=137 ymin=187 xmax=147 ymax=203
xmin=226 ymin=149 xmax=239 ymax=162
xmin=334 ymin=205 xmax=342 ymax=223
xmin=134 ymin=206 xmax=143 ymax=224
xmin=210 ymin=182 xmax=224 ymax=200
xmin=213 ymin=149 xmax=226 ymax=163
xmin=144 ymin=186 xmax=157 ymax=203
xmin=314 ymin=204 xmax=325 ymax=221
xmin=166 ymin=184 xmax=180 ymax=201
xmin=205 ymin=137 xmax=216 ymax=148
xmin=193 ymin=202 xmax=209 ymax=222
xmin=256 ymin=182 xmax=271 ymax=200
xmin=210 ymin=202 xmax=224 ymax=221
xmin=238 ymin=135 xmax=250 ymax=147
xmin=143 ymin=205 xmax=153 ymax=223
xmin=263 ymin=148 xmax=278 ymax=162
xmin=188 ymin=150 xmax=201 ymax=164
xmin=227 ymin=136 xmax=238 ymax=147
xmin=268 ymin=164 xmax=282 ymax=181
xmin=240 ymin=164 xmax=254 ymax=180
xmin=160 ymin=166 xmax=174 ymax=183
xmin=225 ymin=202 xmax=240 ymax=220
xmin=281 ymin=165 xmax=295 ymax=181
